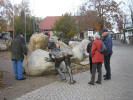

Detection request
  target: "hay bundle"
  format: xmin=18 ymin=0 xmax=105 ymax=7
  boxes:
xmin=29 ymin=33 xmax=49 ymax=52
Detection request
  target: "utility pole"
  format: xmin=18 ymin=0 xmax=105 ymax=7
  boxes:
xmin=25 ymin=11 xmax=26 ymax=42
xmin=4 ymin=0 xmax=8 ymax=32
xmin=13 ymin=0 xmax=15 ymax=39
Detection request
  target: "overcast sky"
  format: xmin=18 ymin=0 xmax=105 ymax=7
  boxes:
xmin=11 ymin=0 xmax=129 ymax=18
xmin=11 ymin=0 xmax=84 ymax=18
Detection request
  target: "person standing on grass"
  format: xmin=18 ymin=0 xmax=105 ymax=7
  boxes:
xmin=102 ymin=29 xmax=113 ymax=80
xmin=10 ymin=32 xmax=27 ymax=80
xmin=88 ymin=33 xmax=104 ymax=85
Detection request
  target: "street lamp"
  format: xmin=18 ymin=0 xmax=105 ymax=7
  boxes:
xmin=13 ymin=0 xmax=15 ymax=39
xmin=25 ymin=12 xmax=27 ymax=42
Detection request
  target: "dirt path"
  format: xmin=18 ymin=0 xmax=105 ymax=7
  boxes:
xmin=0 ymin=51 xmax=90 ymax=100
xmin=0 ymin=51 xmax=58 ymax=100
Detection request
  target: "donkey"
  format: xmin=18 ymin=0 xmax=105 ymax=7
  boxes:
xmin=46 ymin=41 xmax=76 ymax=84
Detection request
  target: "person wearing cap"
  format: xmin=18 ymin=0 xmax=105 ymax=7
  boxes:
xmin=88 ymin=33 xmax=104 ymax=85
xmin=102 ymin=29 xmax=113 ymax=80
xmin=16 ymin=32 xmax=26 ymax=45
xmin=10 ymin=33 xmax=27 ymax=80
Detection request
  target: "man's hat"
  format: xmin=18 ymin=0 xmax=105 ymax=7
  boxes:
xmin=101 ymin=29 xmax=108 ymax=33
xmin=19 ymin=32 xmax=24 ymax=36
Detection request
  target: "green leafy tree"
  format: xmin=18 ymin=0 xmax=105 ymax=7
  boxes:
xmin=14 ymin=11 xmax=25 ymax=35
xmin=52 ymin=13 xmax=79 ymax=38
xmin=13 ymin=0 xmax=41 ymax=41
xmin=14 ymin=12 xmax=39 ymax=36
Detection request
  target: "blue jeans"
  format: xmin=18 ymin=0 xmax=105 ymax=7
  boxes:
xmin=12 ymin=60 xmax=23 ymax=79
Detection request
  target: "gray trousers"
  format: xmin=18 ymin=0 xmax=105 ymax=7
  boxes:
xmin=90 ymin=63 xmax=102 ymax=83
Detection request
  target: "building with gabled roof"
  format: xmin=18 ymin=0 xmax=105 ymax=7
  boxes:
xmin=38 ymin=16 xmax=91 ymax=39
xmin=39 ymin=16 xmax=61 ymax=31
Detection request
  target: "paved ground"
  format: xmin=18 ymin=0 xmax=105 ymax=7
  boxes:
xmin=15 ymin=41 xmax=133 ymax=100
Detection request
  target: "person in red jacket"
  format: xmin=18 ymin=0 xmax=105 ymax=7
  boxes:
xmin=88 ymin=33 xmax=104 ymax=85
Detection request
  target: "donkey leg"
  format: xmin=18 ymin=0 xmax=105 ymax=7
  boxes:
xmin=55 ymin=61 xmax=66 ymax=80
xmin=64 ymin=58 xmax=76 ymax=84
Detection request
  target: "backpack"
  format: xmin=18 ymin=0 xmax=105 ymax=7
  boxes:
xmin=100 ymin=42 xmax=107 ymax=53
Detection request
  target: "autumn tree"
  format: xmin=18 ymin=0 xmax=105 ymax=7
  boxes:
xmin=125 ymin=0 xmax=133 ymax=43
xmin=86 ymin=10 xmax=103 ymax=31
xmin=0 ymin=17 xmax=7 ymax=32
xmin=0 ymin=0 xmax=30 ymax=32
xmin=77 ymin=5 xmax=89 ymax=32
xmin=0 ymin=0 xmax=40 ymax=41
xmin=78 ymin=0 xmax=123 ymax=32
xmin=52 ymin=13 xmax=79 ymax=38
xmin=128 ymin=0 xmax=133 ymax=25
xmin=117 ymin=0 xmax=133 ymax=43
xmin=0 ymin=0 xmax=13 ymax=32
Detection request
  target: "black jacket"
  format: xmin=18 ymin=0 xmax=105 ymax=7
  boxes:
xmin=87 ymin=40 xmax=93 ymax=57
xmin=10 ymin=38 xmax=27 ymax=61
xmin=16 ymin=35 xmax=26 ymax=45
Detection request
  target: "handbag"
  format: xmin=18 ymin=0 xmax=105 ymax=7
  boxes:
xmin=100 ymin=42 xmax=107 ymax=53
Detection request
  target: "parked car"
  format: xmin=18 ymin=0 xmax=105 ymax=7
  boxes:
xmin=0 ymin=33 xmax=10 ymax=40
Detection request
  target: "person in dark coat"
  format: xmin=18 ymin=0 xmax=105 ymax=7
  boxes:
xmin=87 ymin=37 xmax=94 ymax=74
xmin=16 ymin=32 xmax=26 ymax=45
xmin=10 ymin=33 xmax=27 ymax=80
xmin=102 ymin=29 xmax=113 ymax=80
xmin=88 ymin=33 xmax=104 ymax=85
